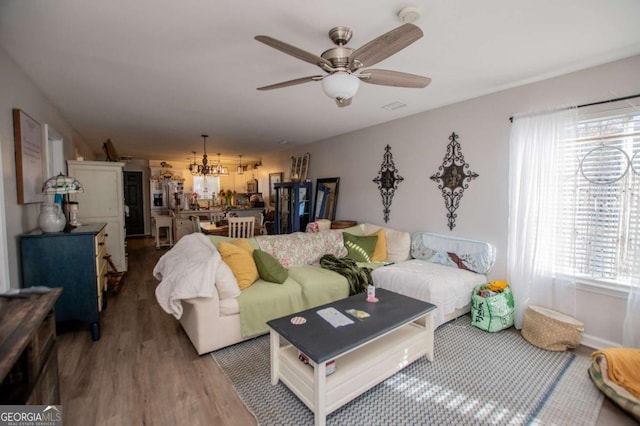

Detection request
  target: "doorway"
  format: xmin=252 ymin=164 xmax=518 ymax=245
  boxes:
xmin=124 ymin=171 xmax=145 ymax=236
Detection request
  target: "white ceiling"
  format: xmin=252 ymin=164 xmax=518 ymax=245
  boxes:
xmin=1 ymin=0 xmax=640 ymax=162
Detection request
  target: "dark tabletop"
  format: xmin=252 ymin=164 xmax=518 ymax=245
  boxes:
xmin=267 ymin=288 xmax=436 ymax=364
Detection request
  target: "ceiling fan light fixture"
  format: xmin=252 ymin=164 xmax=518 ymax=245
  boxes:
xmin=321 ymin=72 xmax=359 ymax=99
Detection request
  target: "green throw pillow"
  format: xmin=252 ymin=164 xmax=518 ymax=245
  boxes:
xmin=343 ymin=232 xmax=378 ymax=263
xmin=253 ymin=250 xmax=288 ymax=284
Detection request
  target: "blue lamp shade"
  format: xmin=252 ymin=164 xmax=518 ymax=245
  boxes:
xmin=42 ymin=173 xmax=84 ymax=194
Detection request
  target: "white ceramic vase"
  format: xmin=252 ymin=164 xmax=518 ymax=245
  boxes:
xmin=39 ymin=203 xmax=66 ymax=233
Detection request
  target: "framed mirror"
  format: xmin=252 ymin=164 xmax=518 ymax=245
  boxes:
xmin=314 ymin=177 xmax=340 ymax=221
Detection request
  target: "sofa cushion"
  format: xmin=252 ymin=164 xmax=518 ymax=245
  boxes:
xmin=332 ymin=224 xmax=365 ymax=236
xmin=217 ymin=241 xmax=259 ymax=290
xmin=236 ymin=278 xmax=306 ymax=337
xmin=253 ymin=250 xmax=288 ymax=284
xmin=369 ymin=229 xmax=387 ymax=262
xmin=410 ymin=232 xmax=496 ymax=274
xmin=209 ymin=235 xmax=260 ymax=250
xmin=255 ymin=231 xmax=347 ymax=267
xmin=215 ymin=260 xmax=241 ymax=299
xmin=343 ymin=232 xmax=378 ymax=262
xmin=287 ymin=265 xmax=350 ymax=308
xmin=362 ymin=224 xmax=410 ymax=263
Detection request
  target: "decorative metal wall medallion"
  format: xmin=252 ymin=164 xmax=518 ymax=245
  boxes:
xmin=372 ymin=145 xmax=404 ymax=223
xmin=430 ymin=132 xmax=478 ymax=230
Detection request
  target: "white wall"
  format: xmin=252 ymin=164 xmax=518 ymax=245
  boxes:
xmin=266 ymin=55 xmax=640 ymax=347
xmin=0 ymin=47 xmax=93 ymax=289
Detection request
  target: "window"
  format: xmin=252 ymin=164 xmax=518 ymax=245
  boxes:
xmin=192 ymin=175 xmax=221 ymax=199
xmin=555 ymin=107 xmax=640 ymax=286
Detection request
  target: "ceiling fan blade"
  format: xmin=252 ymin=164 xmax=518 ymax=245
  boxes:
xmin=257 ymin=75 xmax=323 ymax=91
xmin=349 ymin=23 xmax=423 ymax=71
xmin=335 ymin=97 xmax=352 ymax=107
xmin=359 ymin=69 xmax=431 ymax=88
xmin=255 ymin=35 xmax=332 ymax=69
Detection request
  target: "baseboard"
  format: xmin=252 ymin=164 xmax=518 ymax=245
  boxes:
xmin=581 ymin=333 xmax=621 ymax=350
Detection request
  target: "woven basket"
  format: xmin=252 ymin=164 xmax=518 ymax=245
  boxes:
xmin=521 ymin=305 xmax=584 ymax=351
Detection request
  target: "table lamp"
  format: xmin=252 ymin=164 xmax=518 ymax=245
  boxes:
xmin=41 ymin=173 xmax=84 ymax=232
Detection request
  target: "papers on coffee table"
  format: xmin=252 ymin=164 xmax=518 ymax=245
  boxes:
xmin=317 ymin=307 xmax=354 ymax=328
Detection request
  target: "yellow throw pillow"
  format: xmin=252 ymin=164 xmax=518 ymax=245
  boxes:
xmin=369 ymin=228 xmax=387 ymax=262
xmin=217 ymin=241 xmax=259 ymax=290
xmin=232 ymin=238 xmax=254 ymax=253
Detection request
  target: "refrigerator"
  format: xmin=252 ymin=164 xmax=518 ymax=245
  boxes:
xmin=150 ymin=178 xmax=183 ymax=235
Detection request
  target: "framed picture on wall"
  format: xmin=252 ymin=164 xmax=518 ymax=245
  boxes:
xmin=247 ymin=178 xmax=258 ymax=193
xmin=13 ymin=109 xmax=43 ymax=204
xmin=269 ymin=172 xmax=283 ymax=205
xmin=290 ymin=153 xmax=310 ymax=181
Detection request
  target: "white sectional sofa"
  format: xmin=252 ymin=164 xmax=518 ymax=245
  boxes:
xmin=154 ymin=223 xmax=495 ymax=355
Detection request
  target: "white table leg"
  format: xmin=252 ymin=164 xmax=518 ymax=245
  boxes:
xmin=270 ymin=330 xmax=280 ymax=385
xmin=314 ymin=361 xmax=327 ymax=426
xmin=425 ymin=312 xmax=434 ymax=362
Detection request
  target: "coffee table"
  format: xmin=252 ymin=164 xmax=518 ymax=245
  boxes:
xmin=267 ymin=288 xmax=436 ymax=426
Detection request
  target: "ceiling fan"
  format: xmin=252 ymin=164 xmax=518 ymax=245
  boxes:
xmin=255 ymin=23 xmax=431 ymax=107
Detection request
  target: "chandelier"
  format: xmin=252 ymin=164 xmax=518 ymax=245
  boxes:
xmin=237 ymin=155 xmax=244 ymax=175
xmin=188 ymin=151 xmax=199 ymax=176
xmin=213 ymin=153 xmax=228 ymax=175
xmin=188 ymin=134 xmax=230 ymax=176
xmin=189 ymin=134 xmax=212 ymax=176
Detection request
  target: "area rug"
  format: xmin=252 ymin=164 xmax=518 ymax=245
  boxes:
xmin=212 ymin=316 xmax=603 ymax=425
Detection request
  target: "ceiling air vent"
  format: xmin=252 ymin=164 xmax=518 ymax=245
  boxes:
xmin=382 ymin=102 xmax=407 ymax=111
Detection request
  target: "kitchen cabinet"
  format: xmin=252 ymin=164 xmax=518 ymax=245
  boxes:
xmin=67 ymin=160 xmax=127 ymax=272
xmin=274 ymin=181 xmax=312 ymax=234
xmin=20 ymin=223 xmax=108 ymax=341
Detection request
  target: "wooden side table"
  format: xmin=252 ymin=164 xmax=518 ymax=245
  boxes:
xmin=0 ymin=288 xmax=63 ymax=404
xmin=330 ymin=220 xmax=358 ymax=229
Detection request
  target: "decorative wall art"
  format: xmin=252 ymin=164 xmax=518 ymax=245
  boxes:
xmin=430 ymin=132 xmax=479 ymax=230
xmin=372 ymin=145 xmax=404 ymax=223
xmin=13 ymin=109 xmax=43 ymax=204
xmin=290 ymin=153 xmax=310 ymax=181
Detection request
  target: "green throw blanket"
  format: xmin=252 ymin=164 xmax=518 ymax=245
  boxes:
xmin=320 ymin=254 xmax=372 ymax=295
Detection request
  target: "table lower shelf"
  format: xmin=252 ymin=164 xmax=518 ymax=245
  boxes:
xmin=272 ymin=318 xmax=432 ymax=421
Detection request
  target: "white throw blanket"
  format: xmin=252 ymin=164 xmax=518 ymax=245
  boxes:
xmin=154 ymin=233 xmax=220 ymax=319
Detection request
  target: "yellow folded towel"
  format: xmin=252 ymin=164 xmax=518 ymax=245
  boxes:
xmin=485 ymin=280 xmax=508 ymax=292
xmin=592 ymin=348 xmax=640 ymax=400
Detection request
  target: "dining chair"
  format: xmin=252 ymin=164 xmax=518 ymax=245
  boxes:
xmin=228 ymin=216 xmax=255 ymax=238
xmin=190 ymin=215 xmax=202 ymax=233
xmin=253 ymin=212 xmax=266 ymax=235
xmin=211 ymin=211 xmax=225 ymax=225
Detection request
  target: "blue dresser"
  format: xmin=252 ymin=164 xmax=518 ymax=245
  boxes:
xmin=20 ymin=223 xmax=107 ymax=341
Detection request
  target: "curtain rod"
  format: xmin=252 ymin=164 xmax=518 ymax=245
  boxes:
xmin=509 ymin=93 xmax=640 ymax=122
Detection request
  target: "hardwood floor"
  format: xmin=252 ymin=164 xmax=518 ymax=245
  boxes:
xmin=56 ymin=236 xmax=256 ymax=426
xmin=56 ymin=236 xmax=635 ymax=425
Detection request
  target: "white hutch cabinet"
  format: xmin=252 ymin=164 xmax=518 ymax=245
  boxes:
xmin=67 ymin=160 xmax=128 ymax=272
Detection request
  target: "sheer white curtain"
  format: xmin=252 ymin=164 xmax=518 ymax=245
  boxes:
xmin=507 ymin=108 xmax=578 ymax=328
xmin=624 ymin=168 xmax=640 ymax=347
xmin=625 ymin=276 xmax=640 ymax=347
